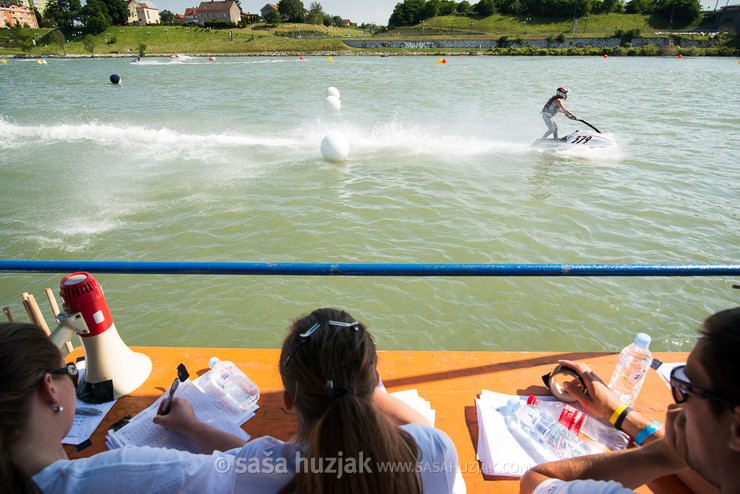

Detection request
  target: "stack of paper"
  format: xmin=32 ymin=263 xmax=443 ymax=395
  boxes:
xmin=476 ymin=391 xmax=540 ymax=478
xmin=653 ymin=360 xmax=684 ymax=388
xmin=106 ymin=379 xmax=251 ymax=453
xmin=390 ymin=389 xmax=466 ymax=494
xmin=390 ymin=389 xmax=436 ymax=427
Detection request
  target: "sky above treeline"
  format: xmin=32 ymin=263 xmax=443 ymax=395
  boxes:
xmin=144 ymin=0 xmax=732 ymax=27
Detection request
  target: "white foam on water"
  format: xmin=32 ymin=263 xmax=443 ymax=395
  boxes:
xmin=299 ymin=114 xmax=534 ymax=162
xmin=0 ymin=118 xmax=305 ymax=152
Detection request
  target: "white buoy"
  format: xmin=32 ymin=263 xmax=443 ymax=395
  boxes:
xmin=326 ymin=86 xmax=340 ymax=99
xmin=324 ymin=95 xmax=341 ymax=112
xmin=321 ymin=133 xmax=349 ymax=162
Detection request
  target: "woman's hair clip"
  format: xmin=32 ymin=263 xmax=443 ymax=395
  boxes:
xmin=285 ymin=323 xmax=321 ymax=365
xmin=299 ymin=322 xmax=321 ymax=338
xmin=328 ymin=320 xmax=359 ymax=330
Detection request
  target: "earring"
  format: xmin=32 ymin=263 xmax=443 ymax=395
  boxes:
xmin=52 ymin=404 xmax=64 ymax=413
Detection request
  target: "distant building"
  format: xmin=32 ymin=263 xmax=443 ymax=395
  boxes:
xmin=126 ymin=0 xmax=160 ymax=26
xmin=17 ymin=0 xmax=48 ymax=16
xmin=241 ymin=12 xmax=258 ymax=24
xmin=0 ymin=2 xmax=38 ymax=28
xmin=259 ymin=3 xmax=277 ymax=19
xmin=196 ymin=0 xmax=240 ymax=24
xmin=181 ymin=6 xmax=198 ymax=23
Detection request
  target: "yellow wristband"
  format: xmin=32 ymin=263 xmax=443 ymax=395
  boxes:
xmin=610 ymin=403 xmax=628 ymax=425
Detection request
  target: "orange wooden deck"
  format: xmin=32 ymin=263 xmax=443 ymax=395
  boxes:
xmin=64 ymin=348 xmax=692 ymax=493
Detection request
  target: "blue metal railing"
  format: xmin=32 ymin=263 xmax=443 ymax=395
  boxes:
xmin=1 ymin=260 xmax=739 ymax=277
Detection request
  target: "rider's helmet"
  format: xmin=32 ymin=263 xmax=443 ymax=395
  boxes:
xmin=556 ymin=87 xmax=569 ymax=99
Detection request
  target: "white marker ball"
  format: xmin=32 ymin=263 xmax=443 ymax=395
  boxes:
xmin=324 ymin=95 xmax=341 ymax=112
xmin=321 ymin=133 xmax=349 ymax=162
xmin=326 ymin=86 xmax=340 ymax=98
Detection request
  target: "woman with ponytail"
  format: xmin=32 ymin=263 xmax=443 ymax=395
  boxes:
xmin=231 ymin=307 xmax=462 ymax=493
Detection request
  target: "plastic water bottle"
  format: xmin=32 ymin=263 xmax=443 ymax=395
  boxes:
xmin=526 ymin=396 xmax=628 ymax=451
xmin=506 ymin=398 xmax=592 ymax=459
xmin=199 ymin=357 xmax=259 ymax=411
xmin=609 ymin=333 xmax=652 ymax=405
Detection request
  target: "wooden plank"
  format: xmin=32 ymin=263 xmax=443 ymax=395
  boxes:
xmin=63 ymin=348 xmax=693 ymax=493
xmin=2 ymin=306 xmax=14 ymax=322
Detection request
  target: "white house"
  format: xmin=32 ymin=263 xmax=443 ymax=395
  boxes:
xmin=196 ymin=0 xmax=240 ymax=25
xmin=126 ymin=0 xmax=160 ymax=26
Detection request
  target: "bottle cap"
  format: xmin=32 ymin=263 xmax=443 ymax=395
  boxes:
xmin=208 ymin=357 xmax=221 ymax=369
xmin=506 ymin=397 xmax=523 ymax=414
xmin=634 ymin=333 xmax=651 ymax=349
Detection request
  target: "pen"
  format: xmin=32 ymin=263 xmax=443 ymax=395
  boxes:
xmin=160 ymin=377 xmax=179 ymax=415
xmin=75 ymin=407 xmax=103 ymax=416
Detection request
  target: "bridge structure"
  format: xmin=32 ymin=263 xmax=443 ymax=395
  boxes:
xmin=712 ymin=4 xmax=740 ymax=32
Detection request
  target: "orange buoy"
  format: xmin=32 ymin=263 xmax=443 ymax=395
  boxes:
xmin=678 ymin=54 xmax=683 ymax=58
xmin=299 ymin=56 xmax=303 ymax=59
xmin=603 ymin=54 xmax=608 ymax=58
xmin=442 ymin=58 xmax=447 ymax=63
xmin=208 ymin=57 xmax=214 ymax=61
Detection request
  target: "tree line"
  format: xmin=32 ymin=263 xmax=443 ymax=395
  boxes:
xmin=388 ymin=0 xmax=702 ymax=28
xmin=264 ymin=0 xmax=377 ymax=30
xmin=38 ymin=0 xmax=129 ymax=35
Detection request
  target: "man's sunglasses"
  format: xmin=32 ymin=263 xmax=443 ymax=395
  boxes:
xmin=48 ymin=362 xmax=80 ymax=388
xmin=670 ymin=364 xmax=733 ymax=405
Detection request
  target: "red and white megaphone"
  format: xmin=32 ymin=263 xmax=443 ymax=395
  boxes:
xmin=58 ymin=272 xmax=152 ymax=403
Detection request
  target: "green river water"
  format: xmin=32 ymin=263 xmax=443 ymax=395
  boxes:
xmin=1 ymin=55 xmax=738 ymax=352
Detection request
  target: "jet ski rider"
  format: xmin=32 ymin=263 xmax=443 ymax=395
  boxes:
xmin=541 ymin=87 xmax=577 ymax=141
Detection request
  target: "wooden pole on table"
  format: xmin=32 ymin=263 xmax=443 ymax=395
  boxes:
xmin=23 ymin=292 xmax=50 ymax=334
xmin=22 ymin=293 xmax=45 ymax=332
xmin=45 ymin=288 xmax=61 ymax=317
xmin=2 ymin=306 xmax=15 ymax=322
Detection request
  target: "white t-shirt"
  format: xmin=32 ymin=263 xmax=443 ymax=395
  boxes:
xmin=33 ymin=445 xmax=235 ymax=493
xmin=534 ymin=478 xmax=635 ymax=494
xmin=231 ymin=423 xmax=462 ymax=493
xmin=34 ymin=424 xmax=461 ymax=493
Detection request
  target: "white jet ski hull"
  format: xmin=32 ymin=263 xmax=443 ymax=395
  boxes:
xmin=532 ymin=130 xmax=615 ymax=150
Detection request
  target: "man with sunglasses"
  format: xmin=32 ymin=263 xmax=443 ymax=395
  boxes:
xmin=520 ymin=307 xmax=740 ymax=494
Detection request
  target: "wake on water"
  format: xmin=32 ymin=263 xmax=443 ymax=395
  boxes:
xmin=0 ymin=115 xmax=622 ymax=166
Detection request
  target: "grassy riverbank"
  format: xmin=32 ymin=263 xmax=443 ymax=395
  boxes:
xmin=1 ymin=14 xmax=736 ymax=57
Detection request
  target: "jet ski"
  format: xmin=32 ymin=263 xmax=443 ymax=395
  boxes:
xmin=531 ymin=129 xmax=616 ymax=150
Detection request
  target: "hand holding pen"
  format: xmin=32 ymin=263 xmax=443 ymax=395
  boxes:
xmin=159 ymin=378 xmax=180 ymax=415
xmin=158 ymin=363 xmax=189 ymax=416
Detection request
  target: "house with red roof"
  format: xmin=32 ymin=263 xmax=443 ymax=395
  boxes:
xmin=260 ymin=3 xmax=277 ymax=19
